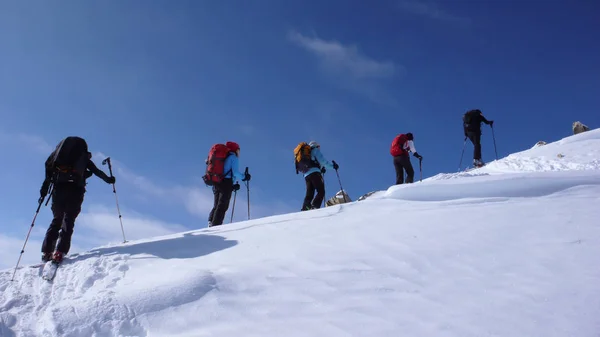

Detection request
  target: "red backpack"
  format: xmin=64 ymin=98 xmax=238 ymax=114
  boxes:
xmin=390 ymin=134 xmax=408 ymax=156
xmin=202 ymin=144 xmax=232 ymax=186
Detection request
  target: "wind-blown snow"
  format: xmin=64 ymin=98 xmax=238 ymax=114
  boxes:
xmin=2 ymin=130 xmax=600 ymax=337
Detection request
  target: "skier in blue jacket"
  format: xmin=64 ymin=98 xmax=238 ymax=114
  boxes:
xmin=299 ymin=141 xmax=338 ymax=211
xmin=208 ymin=141 xmax=251 ymax=227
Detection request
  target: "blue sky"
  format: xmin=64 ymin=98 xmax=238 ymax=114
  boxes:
xmin=1 ymin=0 xmax=599 ymax=268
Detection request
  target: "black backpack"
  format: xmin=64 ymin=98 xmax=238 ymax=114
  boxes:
xmin=45 ymin=136 xmax=90 ymax=185
xmin=463 ymin=109 xmax=481 ymax=128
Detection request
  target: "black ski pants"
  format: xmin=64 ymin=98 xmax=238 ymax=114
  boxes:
xmin=303 ymin=171 xmax=325 ymax=210
xmin=393 ymin=154 xmax=414 ymax=184
xmin=41 ymin=184 xmax=85 ymax=255
xmin=208 ymin=178 xmax=234 ymax=227
xmin=466 ymin=130 xmax=482 ymax=160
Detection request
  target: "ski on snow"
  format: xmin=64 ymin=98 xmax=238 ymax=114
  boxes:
xmin=41 ymin=261 xmax=60 ymax=281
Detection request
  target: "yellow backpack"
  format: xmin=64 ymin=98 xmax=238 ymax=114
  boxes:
xmin=294 ymin=142 xmax=318 ymax=174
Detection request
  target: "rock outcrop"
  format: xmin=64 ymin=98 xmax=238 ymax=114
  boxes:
xmin=532 ymin=141 xmax=547 ymax=149
xmin=325 ymin=190 xmax=352 ymax=206
xmin=357 ymin=191 xmax=377 ymax=201
xmin=573 ymin=121 xmax=590 ymax=135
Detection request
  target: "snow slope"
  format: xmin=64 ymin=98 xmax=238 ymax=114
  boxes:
xmin=2 ymin=130 xmax=600 ymax=337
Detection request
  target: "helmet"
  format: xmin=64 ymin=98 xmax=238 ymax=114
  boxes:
xmin=309 ymin=141 xmax=319 ymax=148
xmin=406 ymin=133 xmax=414 ymax=141
xmin=226 ymin=141 xmax=240 ymax=152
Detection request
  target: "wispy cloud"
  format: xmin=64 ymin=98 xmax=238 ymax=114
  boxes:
xmin=77 ymin=204 xmax=189 ymax=246
xmin=397 ymin=0 xmax=471 ymax=25
xmin=288 ymin=31 xmax=396 ymax=80
xmin=0 ymin=234 xmax=43 ymax=271
xmin=238 ymin=125 xmax=256 ymax=136
xmin=0 ymin=130 xmax=54 ymax=154
xmin=93 ymin=153 xmax=215 ymax=218
xmin=288 ymin=31 xmax=400 ymax=107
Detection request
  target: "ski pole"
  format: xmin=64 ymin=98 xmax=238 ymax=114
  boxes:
xmin=244 ymin=167 xmax=250 ymax=220
xmin=102 ymin=157 xmax=127 ymax=243
xmin=230 ymin=190 xmax=237 ymax=223
xmin=333 ymin=161 xmax=348 ymax=203
xmin=11 ymin=194 xmax=47 ymax=281
xmin=491 ymin=125 xmax=498 ymax=160
xmin=45 ymin=182 xmax=54 ymax=206
xmin=458 ymin=137 xmax=467 ymax=171
xmin=321 ymin=169 xmax=326 ymax=208
xmin=419 ymin=158 xmax=423 ymax=182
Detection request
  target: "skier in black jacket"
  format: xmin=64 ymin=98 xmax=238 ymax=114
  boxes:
xmin=463 ymin=109 xmax=494 ymax=167
xmin=39 ymin=137 xmax=115 ymax=263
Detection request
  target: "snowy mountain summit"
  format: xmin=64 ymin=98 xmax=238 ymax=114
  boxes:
xmin=2 ymin=130 xmax=600 ymax=337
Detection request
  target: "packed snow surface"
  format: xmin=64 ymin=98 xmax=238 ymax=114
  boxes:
xmin=2 ymin=130 xmax=600 ymax=337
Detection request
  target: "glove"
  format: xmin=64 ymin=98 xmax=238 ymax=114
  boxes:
xmin=106 ymin=176 xmax=116 ymax=184
xmin=414 ymin=152 xmax=423 ymax=160
xmin=233 ymin=183 xmax=240 ymax=191
xmin=320 ymin=167 xmax=326 ymax=174
xmin=332 ymin=160 xmax=339 ymax=170
xmin=40 ymin=182 xmax=50 ymax=199
xmin=489 ymin=120 xmax=494 ymax=126
xmin=242 ymin=172 xmax=251 ymax=182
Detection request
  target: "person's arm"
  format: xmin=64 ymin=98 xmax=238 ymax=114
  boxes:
xmin=480 ymin=112 xmax=493 ymax=125
xmin=39 ymin=153 xmax=54 ymax=198
xmin=230 ymin=156 xmax=245 ymax=183
xmin=313 ymin=148 xmax=334 ymax=170
xmin=407 ymin=140 xmax=417 ymax=153
xmin=408 ymin=140 xmax=423 ymax=159
xmin=87 ymin=160 xmax=114 ymax=183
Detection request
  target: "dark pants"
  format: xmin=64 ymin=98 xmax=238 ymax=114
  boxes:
xmin=41 ymin=184 xmax=85 ymax=255
xmin=208 ymin=178 xmax=234 ymax=227
xmin=303 ymin=172 xmax=325 ymax=210
xmin=393 ymin=155 xmax=414 ymax=184
xmin=466 ymin=131 xmax=482 ymax=160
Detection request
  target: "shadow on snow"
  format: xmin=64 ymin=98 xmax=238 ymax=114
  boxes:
xmin=71 ymin=232 xmax=237 ymax=262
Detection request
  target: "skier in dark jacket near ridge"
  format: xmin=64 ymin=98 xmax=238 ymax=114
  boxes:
xmin=463 ymin=109 xmax=494 ymax=167
xmin=39 ymin=137 xmax=115 ymax=264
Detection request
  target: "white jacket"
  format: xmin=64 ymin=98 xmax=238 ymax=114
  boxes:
xmin=403 ymin=140 xmax=417 ymax=154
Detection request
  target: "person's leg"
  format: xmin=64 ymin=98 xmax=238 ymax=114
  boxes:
xmin=208 ymin=186 xmax=219 ymax=226
xmin=41 ymin=187 xmax=67 ymax=258
xmin=212 ymin=179 xmax=233 ymax=226
xmin=468 ymin=131 xmax=482 ymax=162
xmin=393 ymin=156 xmax=405 ymax=184
xmin=311 ymin=173 xmax=326 ymax=209
xmin=302 ymin=173 xmax=316 ymax=210
xmin=55 ymin=188 xmax=85 ymax=256
xmin=399 ymin=155 xmax=415 ymax=184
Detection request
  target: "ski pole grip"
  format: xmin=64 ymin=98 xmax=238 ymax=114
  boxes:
xmin=102 ymin=157 xmax=114 ymax=177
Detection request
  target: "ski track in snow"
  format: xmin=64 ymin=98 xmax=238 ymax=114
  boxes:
xmin=1 ymin=254 xmax=147 ymax=337
xmin=1 ymin=129 xmax=600 ymax=336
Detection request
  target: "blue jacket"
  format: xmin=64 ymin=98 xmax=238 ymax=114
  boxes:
xmin=303 ymin=147 xmax=334 ymax=178
xmin=223 ymin=152 xmax=245 ymax=183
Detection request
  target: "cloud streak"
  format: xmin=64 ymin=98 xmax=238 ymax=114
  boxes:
xmin=0 ymin=130 xmax=54 ymax=154
xmin=288 ymin=31 xmax=400 ymax=107
xmin=92 ymin=152 xmax=215 ymax=218
xmin=77 ymin=204 xmax=189 ymax=246
xmin=288 ymin=31 xmax=396 ymax=80
xmin=397 ymin=0 xmax=471 ymax=25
